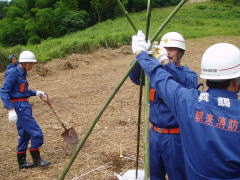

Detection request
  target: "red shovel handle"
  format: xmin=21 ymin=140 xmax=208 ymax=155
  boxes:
xmin=40 ymin=93 xmax=67 ymax=130
xmin=40 ymin=93 xmax=50 ymax=105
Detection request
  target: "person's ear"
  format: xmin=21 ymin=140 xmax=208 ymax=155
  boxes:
xmin=231 ymin=79 xmax=239 ymax=92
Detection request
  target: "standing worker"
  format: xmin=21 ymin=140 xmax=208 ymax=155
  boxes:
xmin=130 ymin=31 xmax=198 ymax=180
xmin=6 ymin=54 xmax=19 ymax=70
xmin=0 ymin=50 xmax=51 ymax=169
xmin=132 ymin=31 xmax=240 ymax=179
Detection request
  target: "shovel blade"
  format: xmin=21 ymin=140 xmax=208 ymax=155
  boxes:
xmin=61 ymin=127 xmax=79 ymax=145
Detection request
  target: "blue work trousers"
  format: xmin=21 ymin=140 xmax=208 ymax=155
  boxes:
xmin=149 ymin=128 xmax=187 ymax=180
xmin=14 ymin=101 xmax=43 ymax=152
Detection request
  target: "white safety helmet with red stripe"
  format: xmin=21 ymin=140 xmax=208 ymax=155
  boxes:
xmin=159 ymin=32 xmax=186 ymax=51
xmin=200 ymin=43 xmax=240 ymax=80
xmin=19 ymin=51 xmax=37 ymax=63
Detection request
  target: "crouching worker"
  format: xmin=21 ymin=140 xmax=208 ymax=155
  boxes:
xmin=132 ymin=30 xmax=240 ymax=179
xmin=0 ymin=50 xmax=51 ymax=169
xmin=6 ymin=54 xmax=19 ymax=70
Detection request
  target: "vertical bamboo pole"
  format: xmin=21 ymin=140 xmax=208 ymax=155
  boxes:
xmin=113 ymin=1 xmax=145 ymax=177
xmin=135 ymin=69 xmax=144 ymax=179
xmin=143 ymin=0 xmax=152 ymax=179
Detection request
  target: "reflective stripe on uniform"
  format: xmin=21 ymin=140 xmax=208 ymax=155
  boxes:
xmin=150 ymin=123 xmax=180 ymax=134
xmin=19 ymin=83 xmax=25 ymax=92
xmin=11 ymin=98 xmax=28 ymax=102
xmin=149 ymin=88 xmax=156 ymax=102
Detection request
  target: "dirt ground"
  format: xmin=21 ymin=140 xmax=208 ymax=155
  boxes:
xmin=0 ymin=36 xmax=239 ymax=180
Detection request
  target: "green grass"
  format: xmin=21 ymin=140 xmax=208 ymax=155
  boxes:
xmin=1 ymin=1 xmax=240 ymax=62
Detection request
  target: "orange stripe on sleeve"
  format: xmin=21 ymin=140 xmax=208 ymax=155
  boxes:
xmin=19 ymin=83 xmax=25 ymax=92
xmin=149 ymin=88 xmax=156 ymax=102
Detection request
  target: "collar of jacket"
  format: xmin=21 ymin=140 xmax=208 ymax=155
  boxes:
xmin=16 ymin=65 xmax=27 ymax=77
xmin=207 ymin=88 xmax=237 ymax=99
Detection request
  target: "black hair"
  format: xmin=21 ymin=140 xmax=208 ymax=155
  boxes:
xmin=177 ymin=48 xmax=185 ymax=62
xmin=10 ymin=54 xmax=17 ymax=62
xmin=206 ymin=79 xmax=232 ymax=90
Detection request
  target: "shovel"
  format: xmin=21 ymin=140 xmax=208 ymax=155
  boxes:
xmin=40 ymin=94 xmax=79 ymax=145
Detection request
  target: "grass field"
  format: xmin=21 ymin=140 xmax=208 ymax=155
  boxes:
xmin=1 ymin=1 xmax=239 ymax=62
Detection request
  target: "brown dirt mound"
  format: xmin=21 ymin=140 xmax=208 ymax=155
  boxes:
xmin=0 ymin=36 xmax=239 ymax=180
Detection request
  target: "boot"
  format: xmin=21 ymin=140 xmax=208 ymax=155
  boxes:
xmin=17 ymin=153 xmax=34 ymax=169
xmin=30 ymin=150 xmax=51 ymax=167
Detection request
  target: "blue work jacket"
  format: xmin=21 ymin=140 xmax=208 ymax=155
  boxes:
xmin=129 ymin=53 xmax=198 ymax=128
xmin=1 ymin=66 xmax=36 ymax=110
xmin=6 ymin=62 xmax=19 ymax=70
xmin=137 ymin=51 xmax=240 ymax=179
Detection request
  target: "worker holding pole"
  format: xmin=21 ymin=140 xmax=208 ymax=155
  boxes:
xmin=0 ymin=50 xmax=51 ymax=169
xmin=130 ymin=31 xmax=198 ymax=180
xmin=132 ymin=30 xmax=240 ymax=179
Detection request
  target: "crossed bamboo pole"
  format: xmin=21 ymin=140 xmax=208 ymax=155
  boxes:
xmin=58 ymin=0 xmax=187 ymax=179
xmin=114 ymin=1 xmax=146 ymax=177
xmin=143 ymin=0 xmax=153 ymax=178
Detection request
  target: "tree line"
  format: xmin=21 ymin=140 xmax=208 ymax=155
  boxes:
xmin=0 ymin=0 xmax=181 ymax=47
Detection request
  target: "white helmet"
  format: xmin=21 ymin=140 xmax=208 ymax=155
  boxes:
xmin=200 ymin=43 xmax=240 ymax=80
xmin=159 ymin=32 xmax=186 ymax=51
xmin=19 ymin=51 xmax=37 ymax=63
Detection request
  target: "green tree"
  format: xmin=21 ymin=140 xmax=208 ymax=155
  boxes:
xmin=35 ymin=8 xmax=57 ymax=38
xmin=90 ymin=0 xmax=118 ymax=23
xmin=54 ymin=1 xmax=71 ymax=36
xmin=11 ymin=0 xmax=28 ymax=12
xmin=61 ymin=0 xmax=78 ymax=10
xmin=90 ymin=0 xmax=101 ymax=22
xmin=61 ymin=10 xmax=90 ymax=33
xmin=25 ymin=18 xmax=39 ymax=38
xmin=131 ymin=0 xmax=147 ymax=11
xmin=0 ymin=17 xmax=27 ymax=46
xmin=153 ymin=0 xmax=180 ymax=7
xmin=0 ymin=1 xmax=9 ymax=19
xmin=35 ymin=0 xmax=52 ymax=9
xmin=6 ymin=6 xmax=24 ymax=18
xmin=77 ymin=0 xmax=91 ymax=11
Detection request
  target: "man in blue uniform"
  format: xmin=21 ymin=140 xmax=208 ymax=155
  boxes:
xmin=1 ymin=50 xmax=51 ymax=169
xmin=130 ymin=31 xmax=198 ymax=180
xmin=132 ymin=31 xmax=240 ymax=179
xmin=6 ymin=54 xmax=19 ymax=70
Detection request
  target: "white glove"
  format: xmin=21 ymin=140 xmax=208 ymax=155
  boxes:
xmin=132 ymin=30 xmax=151 ymax=54
xmin=151 ymin=46 xmax=168 ymax=63
xmin=36 ymin=91 xmax=46 ymax=97
xmin=8 ymin=109 xmax=18 ymax=123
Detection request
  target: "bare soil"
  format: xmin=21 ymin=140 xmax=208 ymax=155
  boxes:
xmin=0 ymin=36 xmax=239 ymax=180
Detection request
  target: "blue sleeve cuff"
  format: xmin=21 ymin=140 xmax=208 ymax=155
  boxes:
xmin=136 ymin=51 xmax=162 ymax=76
xmin=29 ymin=90 xmax=37 ymax=96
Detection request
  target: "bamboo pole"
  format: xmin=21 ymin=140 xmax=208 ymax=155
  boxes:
xmin=135 ymin=0 xmax=153 ymax=176
xmin=58 ymin=62 xmax=137 ymax=180
xmin=58 ymin=0 xmax=187 ymax=179
xmin=116 ymin=0 xmax=137 ymax=32
xmin=151 ymin=0 xmax=187 ymax=42
xmin=113 ymin=1 xmax=144 ymax=177
xmin=143 ymin=1 xmax=152 ymax=179
xmin=135 ymin=69 xmax=144 ymax=179
xmin=144 ymin=76 xmax=150 ymax=180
